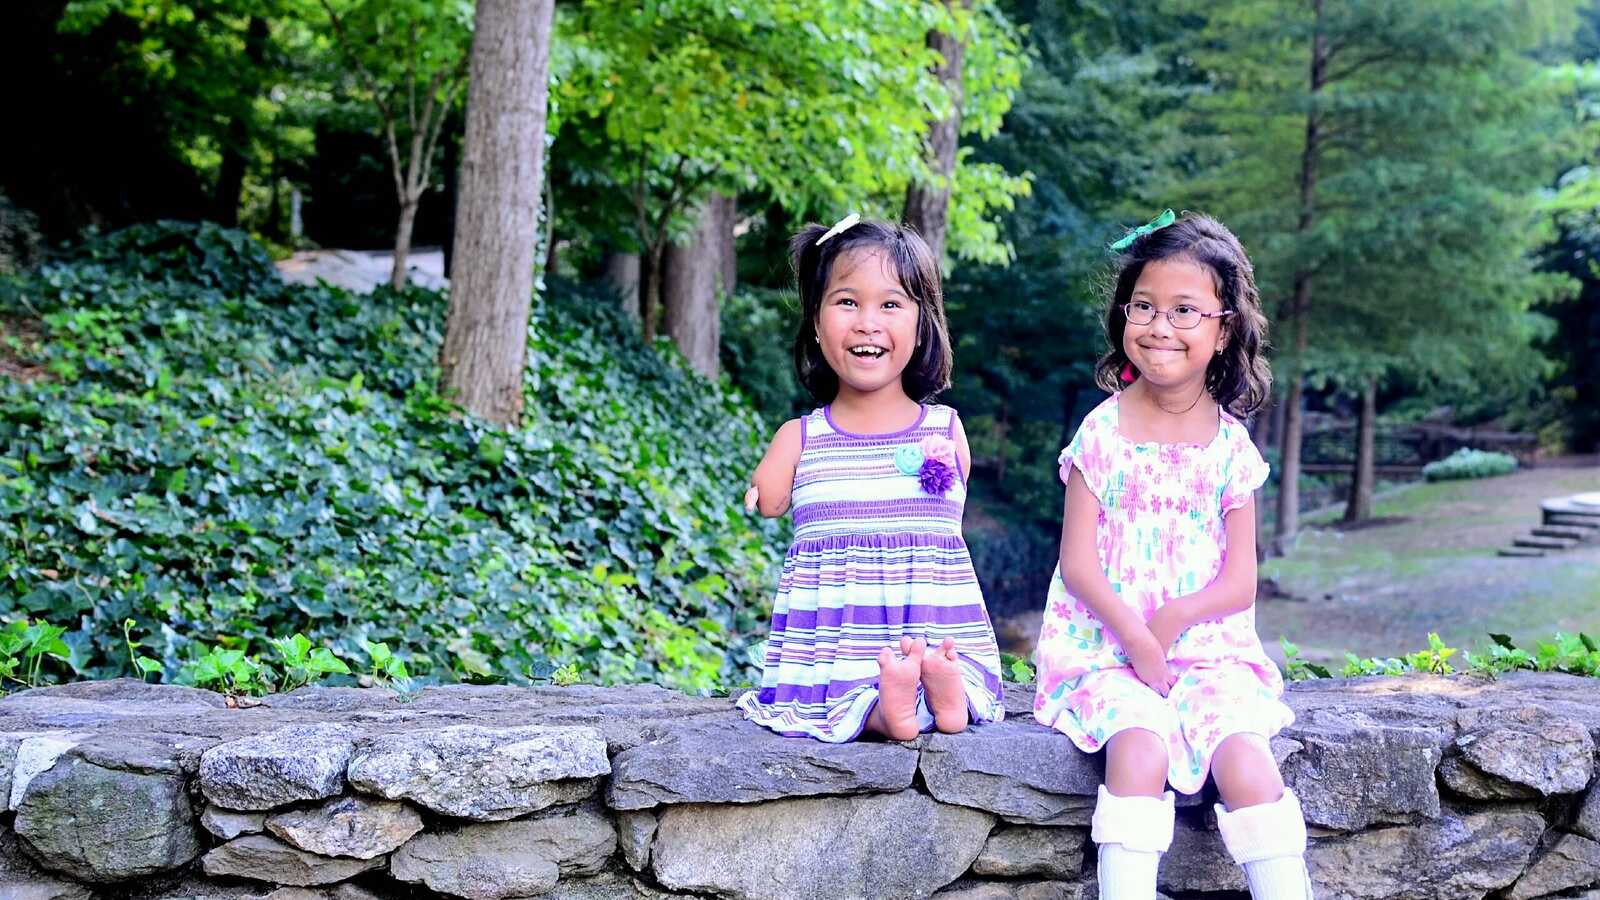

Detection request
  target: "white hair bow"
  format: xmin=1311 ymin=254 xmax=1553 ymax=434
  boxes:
xmin=815 ymin=213 xmax=860 ymax=246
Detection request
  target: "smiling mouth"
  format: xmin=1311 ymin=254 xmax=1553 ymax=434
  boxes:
xmin=848 ymin=345 xmax=888 ymax=359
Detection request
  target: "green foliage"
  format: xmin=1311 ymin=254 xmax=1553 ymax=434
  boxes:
xmin=553 ymin=0 xmax=1028 ymax=267
xmin=1164 ymin=0 xmax=1578 ymax=399
xmin=719 ymin=287 xmax=808 ymax=426
xmin=1420 ymin=448 xmax=1519 ymax=482
xmin=0 ymin=620 xmax=74 ymax=689
xmin=1342 ymin=653 xmax=1407 ymax=678
xmin=1279 ymin=637 xmax=1331 ymax=681
xmin=0 ymin=223 xmax=783 ymax=693
xmin=1287 ymin=631 xmax=1600 ymax=681
xmin=273 ymin=632 xmax=352 ymax=691
xmin=361 ymin=639 xmax=408 ymax=683
xmin=123 ymin=618 xmax=164 ymax=681
xmin=999 ymin=651 xmax=1035 ymax=684
xmin=179 ymin=645 xmax=273 ymax=696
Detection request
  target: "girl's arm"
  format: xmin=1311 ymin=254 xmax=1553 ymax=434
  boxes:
xmin=744 ymin=419 xmax=803 ymax=518
xmin=1060 ymin=466 xmax=1173 ymax=694
xmin=1146 ymin=498 xmax=1258 ymax=651
xmin=952 ymin=414 xmax=973 ymax=482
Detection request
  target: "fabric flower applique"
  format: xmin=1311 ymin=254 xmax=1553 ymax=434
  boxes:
xmin=896 ymin=436 xmax=957 ymax=496
xmin=917 ymin=436 xmax=957 ymax=496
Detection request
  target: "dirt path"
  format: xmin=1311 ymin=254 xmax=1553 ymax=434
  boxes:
xmin=992 ymin=466 xmax=1600 ymax=667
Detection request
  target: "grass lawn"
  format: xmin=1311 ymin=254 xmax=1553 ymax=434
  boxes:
xmin=1256 ymin=466 xmax=1600 ymax=668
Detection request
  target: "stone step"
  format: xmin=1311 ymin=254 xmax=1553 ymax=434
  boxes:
xmin=1532 ymin=525 xmax=1593 ymax=541
xmin=1542 ymin=496 xmax=1600 ymax=524
xmin=1546 ymin=514 xmax=1600 ymax=530
xmin=1513 ymin=535 xmax=1578 ymax=550
xmin=1498 ymin=546 xmax=1546 ymax=557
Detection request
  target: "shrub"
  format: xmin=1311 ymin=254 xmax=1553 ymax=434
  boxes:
xmin=0 ymin=222 xmax=784 ymax=693
xmin=1421 ymin=447 xmax=1518 ymax=482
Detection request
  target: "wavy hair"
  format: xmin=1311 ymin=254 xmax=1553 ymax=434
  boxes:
xmin=1095 ymin=212 xmax=1272 ymax=417
xmin=788 ymin=220 xmax=952 ymax=403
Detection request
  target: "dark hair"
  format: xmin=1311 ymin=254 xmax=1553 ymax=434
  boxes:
xmin=789 ymin=219 xmax=953 ymax=403
xmin=1095 ymin=211 xmax=1272 ymax=418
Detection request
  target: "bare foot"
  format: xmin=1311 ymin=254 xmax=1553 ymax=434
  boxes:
xmin=921 ymin=638 xmax=970 ymax=734
xmin=867 ymin=637 xmax=924 ymax=741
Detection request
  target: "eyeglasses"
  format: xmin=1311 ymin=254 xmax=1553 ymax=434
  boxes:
xmin=1122 ymin=301 xmax=1234 ymax=330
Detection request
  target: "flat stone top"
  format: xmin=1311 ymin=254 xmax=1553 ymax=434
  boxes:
xmin=1544 ymin=495 xmax=1600 ymax=518
xmin=3 ymin=672 xmax=1598 ymax=798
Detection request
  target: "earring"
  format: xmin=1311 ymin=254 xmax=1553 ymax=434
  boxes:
xmin=815 ymin=335 xmax=821 ymax=345
xmin=1216 ymin=346 xmax=1224 ymax=355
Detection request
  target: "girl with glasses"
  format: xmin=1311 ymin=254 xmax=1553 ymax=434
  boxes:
xmin=1033 ymin=211 xmax=1312 ymax=899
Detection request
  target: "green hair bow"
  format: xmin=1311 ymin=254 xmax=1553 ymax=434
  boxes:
xmin=1108 ymin=209 xmax=1176 ymax=252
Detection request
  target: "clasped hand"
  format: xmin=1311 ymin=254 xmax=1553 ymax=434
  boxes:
xmin=1127 ymin=604 xmax=1187 ymax=697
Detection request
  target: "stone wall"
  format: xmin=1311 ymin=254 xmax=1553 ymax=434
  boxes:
xmin=2 ymin=673 xmax=1598 ymax=900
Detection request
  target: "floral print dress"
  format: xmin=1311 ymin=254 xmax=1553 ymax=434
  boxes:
xmin=1032 ymin=392 xmax=1291 ymax=794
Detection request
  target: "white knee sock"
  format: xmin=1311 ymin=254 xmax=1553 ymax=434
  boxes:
xmin=1092 ymin=785 xmax=1175 ymax=900
xmin=1215 ymin=788 xmax=1315 ymax=900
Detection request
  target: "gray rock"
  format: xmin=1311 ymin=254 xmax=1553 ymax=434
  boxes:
xmin=651 ymin=789 xmax=994 ymax=899
xmin=607 ymin=718 xmax=918 ymax=809
xmin=1438 ymin=756 xmax=1541 ymax=800
xmin=389 ymin=801 xmax=616 ymax=899
xmin=200 ymin=725 xmax=359 ymax=811
xmin=201 ymin=834 xmax=382 ymax=886
xmin=541 ymin=873 xmax=696 ymax=900
xmin=260 ymin=887 xmax=384 ymax=900
xmin=7 ymin=734 xmax=82 ymax=811
xmin=202 ymin=805 xmax=268 ymax=840
xmin=1448 ymin=707 xmax=1594 ymax=798
xmin=347 ymin=724 xmax=608 ymax=820
xmin=919 ymin=720 xmax=1100 ymax=824
xmin=1278 ymin=708 xmax=1442 ymax=830
xmin=1578 ymin=780 xmax=1600 ymax=842
xmin=1507 ymin=833 xmax=1600 ymax=900
xmin=971 ymin=826 xmax=1086 ymax=879
xmin=266 ymin=794 xmax=423 ymax=859
xmin=13 ymin=751 xmax=200 ymax=882
xmin=935 ymin=879 xmax=1095 ymax=900
xmin=1159 ymin=819 xmax=1247 ymax=894
xmin=617 ymin=810 xmax=657 ymax=872
xmin=0 ymin=734 xmax=20 ymax=807
xmin=1306 ymin=808 xmax=1546 ymax=900
xmin=0 ymin=827 xmax=91 ymax=900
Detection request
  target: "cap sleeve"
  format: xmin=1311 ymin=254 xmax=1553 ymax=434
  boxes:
xmin=1057 ymin=409 xmax=1113 ymax=505
xmin=1220 ymin=423 xmax=1270 ymax=513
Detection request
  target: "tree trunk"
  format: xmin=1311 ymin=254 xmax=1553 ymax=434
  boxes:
xmin=717 ymin=193 xmax=737 ymax=297
xmin=661 ymin=194 xmax=732 ymax=377
xmin=902 ymin=0 xmax=969 ymax=261
xmin=437 ymin=0 xmax=554 ymax=427
xmin=1274 ymin=0 xmax=1325 ymax=549
xmin=1276 ymin=311 xmax=1308 ymax=544
xmin=443 ymin=121 xmax=460 ymax=279
xmin=212 ymin=15 xmax=270 ymax=226
xmin=605 ymin=251 xmax=641 ymax=321
xmin=1250 ymin=391 xmax=1275 ymax=561
xmin=1344 ymin=376 xmax=1378 ymax=523
xmin=641 ymin=241 xmax=667 ymax=342
xmin=391 ymin=193 xmax=419 ymax=290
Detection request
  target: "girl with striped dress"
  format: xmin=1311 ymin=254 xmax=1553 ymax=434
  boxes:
xmin=736 ymin=217 xmax=1006 ymax=742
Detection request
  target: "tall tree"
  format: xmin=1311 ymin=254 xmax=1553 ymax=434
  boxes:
xmin=437 ymin=0 xmax=555 ymax=426
xmin=1166 ymin=0 xmax=1578 ymax=538
xmin=904 ymin=0 xmax=972 ymax=261
xmin=661 ymin=192 xmax=734 ymax=377
xmin=556 ymin=0 xmax=1028 ymax=351
xmin=317 ymin=0 xmax=471 ymax=289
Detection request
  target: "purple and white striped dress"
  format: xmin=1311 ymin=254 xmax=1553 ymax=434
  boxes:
xmin=736 ymin=403 xmax=1006 ymax=741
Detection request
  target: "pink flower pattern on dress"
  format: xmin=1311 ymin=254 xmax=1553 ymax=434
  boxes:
xmin=1033 ymin=393 xmax=1287 ymax=795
